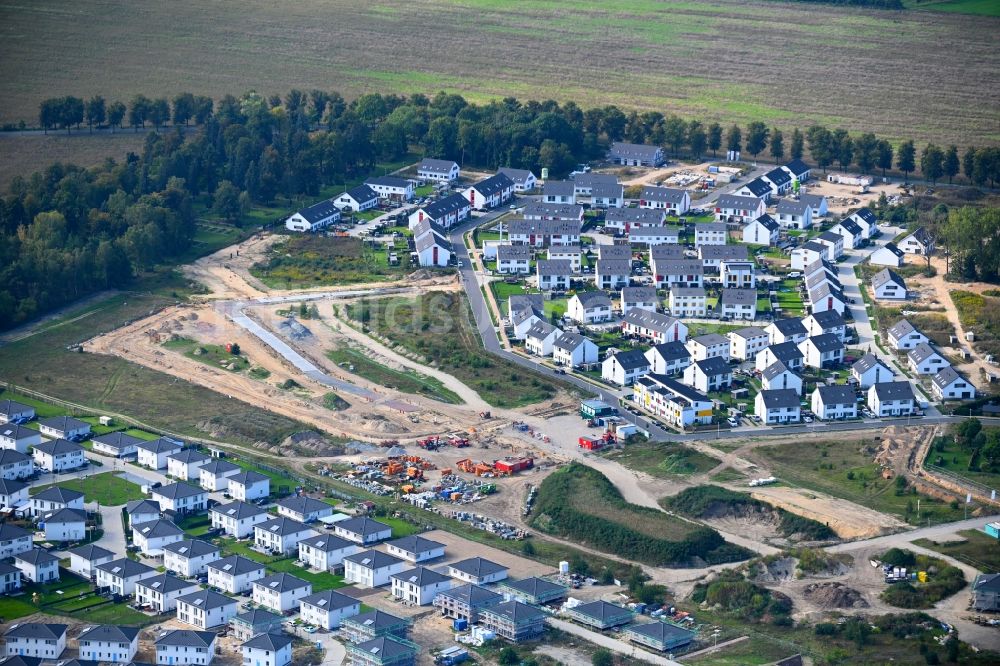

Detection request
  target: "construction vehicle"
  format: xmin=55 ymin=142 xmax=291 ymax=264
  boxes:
xmin=417 ymin=436 xmax=441 ymax=451
xmin=406 ymin=467 xmax=424 ymax=480
xmin=449 ymin=435 xmax=471 ymax=448
xmin=456 ymin=459 xmax=476 ymax=474
xmin=479 ymin=411 xmax=491 ymax=419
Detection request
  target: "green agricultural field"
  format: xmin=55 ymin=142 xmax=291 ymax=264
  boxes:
xmin=0 ymin=280 xmax=310 ymax=448
xmin=0 ymin=1 xmax=996 ymax=148
xmin=348 ymin=292 xmax=562 ymax=408
xmin=30 ymin=472 xmax=145 ymax=505
xmin=251 ymin=235 xmax=416 ymax=288
xmin=755 ymin=439 xmax=968 ymax=526
xmin=604 ymin=440 xmax=720 ymax=478
xmin=327 ymin=347 xmax=462 ymax=404
xmin=906 ymin=0 xmax=1000 ymax=16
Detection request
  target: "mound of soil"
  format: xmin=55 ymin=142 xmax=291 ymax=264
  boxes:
xmin=804 ymin=582 xmax=869 ymax=609
xmin=749 ymin=556 xmax=796 ymax=583
xmin=278 ymin=430 xmax=345 ymax=456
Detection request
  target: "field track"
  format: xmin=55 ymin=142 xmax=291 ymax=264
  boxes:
xmin=0 ymin=0 xmax=997 ymax=146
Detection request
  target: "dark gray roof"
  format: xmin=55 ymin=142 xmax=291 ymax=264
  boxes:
xmin=776 ymin=199 xmax=810 ymax=215
xmin=418 ymin=158 xmax=458 ymax=174
xmin=292 ymin=198 xmax=340 ymax=224
xmin=809 ymin=309 xmax=845 ymax=329
xmin=0 ymin=399 xmax=32 ymax=417
xmin=211 ymin=500 xmax=265 ymax=521
xmin=573 ymin=172 xmax=619 ymax=189
xmin=167 ymin=449 xmax=209 ymax=464
xmin=608 ymin=349 xmax=650 ymax=372
xmin=163 ymin=539 xmax=219 ymax=558
xmin=974 ymin=573 xmax=1000 ymax=594
xmin=351 ymin=637 xmax=416 ymax=659
xmin=343 ymin=184 xmax=378 ymax=204
xmin=888 ymin=319 xmax=919 ymax=339
xmin=0 ymin=478 xmax=26 ymax=495
xmin=623 ymin=309 xmax=681 ymax=333
xmin=525 ymin=321 xmax=558 ymax=340
xmin=625 ymin=621 xmax=695 ymax=643
xmin=637 ymin=374 xmax=710 ymax=405
xmin=0 ymin=450 xmax=30 ymax=466
xmin=0 ymin=658 xmax=42 ymax=666
xmin=770 ymin=318 xmax=806 ymax=336
xmin=850 ymin=207 xmax=877 ymax=225
xmin=808 ymin=282 xmax=844 ymax=303
xmin=871 ymin=381 xmax=915 ymax=402
xmin=32 ymin=485 xmax=84 ymax=503
xmin=592 ymin=181 xmax=624 ymax=199
xmin=241 ymin=632 xmax=293 ymax=651
xmin=640 ymin=186 xmax=687 ymax=204
xmin=385 ymin=535 xmax=445 ymax=555
xmin=872 ymin=268 xmax=905 ymax=290
xmin=15 ymin=548 xmax=59 ymax=565
xmin=700 ymin=245 xmax=749 ymax=261
xmin=43 ymin=507 xmax=88 ymax=524
xmin=365 ymin=175 xmax=410 ymax=188
xmin=509 ymin=218 xmax=581 ymax=237
xmin=3 ymin=623 xmax=67 ymax=640
xmin=92 ymin=432 xmax=144 ymax=450
xmin=33 ymin=438 xmax=84 ymax=456
xmin=436 ymin=583 xmax=502 ymax=606
xmin=817 ymin=231 xmax=843 ymax=244
xmin=838 ymin=219 xmax=863 ymax=236
xmin=596 ymin=259 xmax=632 ymax=275
xmin=694 ymin=356 xmax=730 ymax=376
xmin=629 ymin=225 xmax=680 ymax=239
xmin=301 ymin=589 xmax=359 ymax=611
xmin=670 ymin=286 xmax=706 ymax=298
xmin=234 ymin=608 xmax=284 ymax=627
xmin=497 ymin=167 xmax=536 ymax=186
xmin=155 ymin=630 xmax=215 ymax=648
xmin=126 ymin=499 xmax=161 ymax=516
xmin=878 ymin=242 xmax=905 ymax=258
xmin=571 ymin=600 xmax=633 ymax=622
xmin=721 ymin=288 xmax=756 ymax=306
xmin=0 ymin=523 xmax=31 ymax=541
xmin=200 ymin=459 xmax=240 ymax=475
xmin=553 ymin=331 xmax=591 ymax=352
xmin=256 ymin=516 xmax=312 ymax=537
xmin=764 ymin=167 xmax=791 ymax=187
xmin=932 ymin=366 xmax=965 ymax=389
xmin=391 ymin=566 xmax=451 ymax=587
xmin=133 ymin=519 xmax=184 ymax=539
xmin=207 ymin=555 xmax=265 ymax=576
xmin=769 ymin=341 xmax=805 ymax=363
xmin=741 ymin=178 xmax=772 ymax=197
xmin=228 ymin=470 xmax=269 ymax=486
xmin=761 ymin=361 xmax=792 ymax=381
xmin=470 ymin=172 xmax=514 ymax=196
xmin=609 ymin=142 xmax=662 ymax=160
xmin=337 ymin=516 xmax=391 ymax=536
xmin=548 ymin=244 xmax=581 ymax=256
xmin=815 ymin=385 xmax=857 ymax=406
xmin=39 ymin=416 xmax=88 ymax=432
xmin=804 ymin=333 xmax=843 ymax=353
xmin=176 ymin=589 xmax=239 ymax=611
xmin=784 ymin=159 xmax=811 ymax=177
xmin=798 ymin=241 xmax=828 ymax=256
xmin=136 ymin=438 xmax=183 ymax=454
xmin=497 ymin=244 xmax=532 ymax=261
xmin=606 ymin=207 xmax=664 ymax=224
xmin=276 ymin=495 xmax=331 ymax=516
xmin=730 ymin=326 xmax=768 ymax=340
xmin=137 ymin=573 xmax=199 ymax=595
xmin=344 ymin=610 xmax=408 ymax=631
xmin=758 ymin=388 xmax=800 ymax=409
xmin=344 ymin=549 xmax=404 ymax=570
xmin=748 ymin=213 xmax=779 ymax=231
xmin=419 ymin=193 xmax=470 ymax=220
xmin=657 ymin=259 xmax=704 ymax=275
xmin=152 ymin=482 xmax=204 ymax=500
xmin=68 ymin=543 xmax=114 ymax=561
xmin=647 ymin=341 xmax=690 ymax=362
xmin=717 ymin=194 xmax=763 ymax=210
xmin=481 ymin=600 xmax=546 ymax=623
xmin=622 ymin=286 xmax=656 ymax=302
xmin=0 ymin=425 xmax=36 ymax=441
xmin=77 ymin=625 xmax=140 ymax=644
xmin=543 ymin=180 xmax=575 ymax=197
xmin=908 ymin=342 xmax=942 ymax=365
xmin=695 ymin=222 xmax=728 ymax=233
xmin=97 ymin=557 xmax=155 ymax=579
xmin=415 ymin=230 xmax=452 ymax=254
xmin=501 ymin=577 xmax=567 ymax=597
xmin=690 ymin=333 xmax=728 ymax=348
xmin=574 ymin=291 xmax=613 ymax=309
xmin=853 ymin=353 xmax=892 ymax=374
xmin=536 ymin=259 xmax=573 ymax=277
xmin=301 ymin=533 xmax=355 ymax=553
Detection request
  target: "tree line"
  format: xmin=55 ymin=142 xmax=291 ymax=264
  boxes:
xmin=5 ymin=88 xmax=1000 ymax=329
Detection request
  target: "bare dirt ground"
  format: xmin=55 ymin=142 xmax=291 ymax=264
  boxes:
xmin=799 ymin=178 xmax=901 ymax=217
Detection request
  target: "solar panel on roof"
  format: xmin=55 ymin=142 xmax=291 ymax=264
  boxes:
xmin=318 ymin=599 xmax=327 ymax=606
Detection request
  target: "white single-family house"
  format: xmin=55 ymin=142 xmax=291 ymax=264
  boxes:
xmin=136 ymin=438 xmax=184 ymax=470
xmin=32 ymin=439 xmax=85 ymax=473
xmin=206 ymin=555 xmax=266 ymax=594
xmin=299 ymin=589 xmax=361 ymax=630
xmin=908 ymin=343 xmax=950 ymax=375
xmin=567 ymin=291 xmax=613 ymax=324
xmin=868 ymin=381 xmax=916 ymax=417
xmin=252 ymin=573 xmax=312 ymax=613
xmin=851 ymin=354 xmax=895 ymax=389
xmin=135 ymin=573 xmax=201 ymax=613
xmin=163 ymin=539 xmax=221 ymax=578
xmin=754 ymin=389 xmax=801 ymax=425
xmin=176 ymin=589 xmax=239 ymax=629
xmin=392 ymin=566 xmax=453 ymax=606
xmin=344 ymin=550 xmax=407 ymax=588
xmin=601 ymin=349 xmax=652 ymax=387
xmin=298 ymin=533 xmax=359 ymax=572
xmin=77 ymin=625 xmax=139 ymax=664
xmin=151 ymin=482 xmax=207 ymax=515
xmin=166 ymin=449 xmax=211 ymax=482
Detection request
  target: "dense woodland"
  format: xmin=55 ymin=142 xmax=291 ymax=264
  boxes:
xmin=3 ymin=89 xmax=1000 ymax=329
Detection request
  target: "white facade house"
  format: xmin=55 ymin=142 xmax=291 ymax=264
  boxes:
xmin=334 ymin=184 xmax=379 ymax=212
xmin=91 ymin=431 xmax=143 ymax=458
xmin=365 ymin=176 xmax=415 ymax=202
xmin=683 ymin=357 xmax=733 ymax=393
xmin=628 ymin=225 xmax=679 ymax=247
xmin=166 ymin=449 xmax=210 ymax=481
xmin=761 ymin=362 xmax=803 ymax=395
xmin=548 ymin=245 xmax=582 ymax=272
xmin=0 ymin=478 xmax=28 ymax=510
xmin=391 ymin=566 xmax=453 ymax=606
xmin=31 ymin=438 xmax=85 ymax=472
xmin=644 ymin=342 xmax=691 ymax=376
xmin=622 ymin=309 xmax=688 ymax=345
xmin=595 ymin=259 xmax=632 ymax=290
xmin=694 ymin=223 xmax=727 ymax=247
xmin=497 ymin=168 xmax=537 ymax=192
xmin=742 ymin=214 xmax=780 ymax=246
xmin=602 ymin=350 xmax=652 ymax=387
xmin=0 ymin=424 xmax=41 ymax=454
xmin=2 ymin=623 xmax=67 ymax=660
xmin=126 ymin=499 xmax=161 ymax=528
xmin=811 ymin=385 xmax=858 ymax=421
xmin=908 ymin=343 xmax=950 ymax=376
xmin=252 ymin=573 xmax=312 ymax=613
xmin=275 ymin=495 xmax=335 ymax=523
xmin=755 ymin=342 xmax=805 ymax=372
xmin=632 ymin=374 xmax=713 ymax=428
xmin=830 ymin=220 xmax=864 ymax=249
xmin=638 ymin=186 xmax=689 ymax=215
xmin=803 ymin=310 xmax=847 ymax=341
xmin=790 ymin=242 xmax=827 ymax=271
xmin=686 ymin=334 xmax=730 ymax=362
xmin=766 ymin=318 xmax=808 ymax=345
xmin=37 ymin=416 xmax=90 ymax=441
xmin=872 ymin=268 xmax=907 ymax=300
xmin=847 ymin=207 xmax=877 ymax=239
xmin=887 ymin=319 xmax=928 ymax=350
xmin=535 ymin=259 xmax=572 ymax=291
xmin=206 ymin=555 xmax=266 ymax=594
xmin=254 ymin=517 xmax=317 ymax=556
xmin=0 ymin=561 xmax=20 ymax=594
xmin=95 ymin=557 xmax=158 ymax=596
xmin=728 ymin=327 xmax=770 ymax=361
xmin=384 ymin=535 xmax=447 ymax=563
xmin=774 ymin=200 xmax=813 ymax=229
xmin=720 ymin=261 xmax=756 ymax=289
xmin=524 ymin=321 xmax=560 ymax=357
xmin=77 ymin=625 xmax=139 ymax=664
xmin=868 ymin=381 xmax=916 ymax=417
xmin=0 ymin=449 xmax=34 ymax=480
xmin=715 ymin=194 xmax=765 ymax=223
xmin=668 ymin=287 xmax=707 ymax=318
xmin=870 ymin=243 xmax=905 ymax=267
xmin=299 ymin=590 xmax=361 ymax=630
xmin=154 ymin=630 xmax=217 ymax=666
xmin=43 ymin=507 xmax=87 ymax=542
xmin=552 ymin=332 xmax=599 ymax=368
xmin=754 ymin=389 xmax=801 ymax=425
xmin=344 ymin=550 xmax=407 ymax=588
xmin=135 ymin=573 xmax=201 ymax=613
xmin=417 ymin=158 xmax=460 ymax=182
xmin=609 ymin=141 xmax=665 ymax=167
xmin=210 ymin=500 xmax=269 ymax=538
xmin=932 ymin=367 xmax=976 ymax=401
xmin=899 ymin=228 xmax=934 ymax=255
xmin=136 ymin=438 xmax=184 ymax=470
xmin=0 ymin=523 xmax=33 ymax=560
xmin=851 ymin=354 xmax=895 ymax=389
xmin=30 ymin=485 xmax=84 ymax=517
xmin=719 ymin=288 xmax=757 ymax=321
xmin=0 ymin=399 xmax=35 ymax=425
xmin=464 ymin=173 xmax=514 ymax=210
xmin=14 ymin=548 xmax=60 ymax=583
xmin=199 ymin=459 xmax=242 ymax=491
xmin=163 ymin=539 xmax=221 ymax=578
xmin=227 ymin=471 xmax=270 ymax=502
xmin=496 ymin=244 xmax=532 ymax=274
xmin=567 ymin=292 xmax=613 ymax=324
xmin=152 ymin=482 xmax=207 ymax=515
xmin=798 ymin=334 xmax=845 ymax=369
xmin=67 ymin=544 xmax=115 ymax=580
xmin=132 ymin=519 xmax=185 ymax=556
xmin=176 ymin=589 xmax=239 ymax=629
xmin=298 ymin=533 xmax=360 ymax=572
xmin=284 ymin=198 xmax=341 ymax=232
xmin=620 ymin=286 xmax=658 ymax=315
xmin=241 ymin=633 xmax=293 ymax=666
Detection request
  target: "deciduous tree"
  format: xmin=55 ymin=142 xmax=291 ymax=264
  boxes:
xmin=897 ymin=140 xmax=916 ymax=180
xmin=790 ymin=128 xmax=804 ymax=160
xmin=769 ymin=129 xmax=784 ymax=161
xmin=85 ymin=96 xmax=106 ymax=132
xmin=707 ymin=123 xmax=722 ymax=157
xmin=745 ymin=121 xmax=769 ymax=159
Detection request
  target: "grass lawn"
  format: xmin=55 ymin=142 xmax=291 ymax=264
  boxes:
xmin=349 ymin=292 xmax=563 ymax=408
xmin=250 ymin=235 xmax=414 ymax=288
xmin=163 ymin=338 xmax=251 ymax=372
xmin=756 ymin=439 xmax=969 ymax=526
xmin=214 ymin=537 xmax=346 ymax=591
xmin=924 ymin=433 xmax=1000 ymax=488
xmin=914 ymin=529 xmax=1000 ymax=572
xmin=377 ymin=516 xmax=420 ymax=538
xmin=604 ymin=440 xmax=720 ymax=478
xmin=489 ymin=281 xmax=528 ymax=312
xmin=905 ymin=0 xmax=1000 ymax=16
xmin=177 ymin=512 xmax=214 ymax=537
xmin=0 ymin=390 xmax=67 ymax=418
xmin=327 ymin=347 xmax=462 ymax=404
xmin=122 ymin=428 xmax=160 ymax=440
xmin=227 ymin=458 xmax=297 ymax=494
xmin=543 ymin=298 xmax=568 ymax=320
xmin=30 ymin=472 xmax=145 ymax=505
xmin=0 ymin=569 xmax=156 ymax=625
